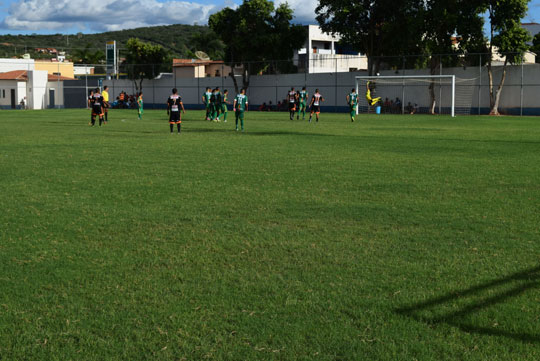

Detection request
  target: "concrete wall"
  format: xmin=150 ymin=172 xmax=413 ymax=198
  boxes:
xmin=0 ymin=59 xmax=34 ymax=73
xmin=101 ymin=63 xmax=540 ymax=114
xmin=0 ymin=80 xmax=17 ymax=108
xmin=0 ymin=80 xmax=27 ymax=109
xmin=27 ymin=70 xmax=48 ymax=110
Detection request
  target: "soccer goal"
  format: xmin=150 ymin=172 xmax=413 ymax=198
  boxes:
xmin=355 ymin=75 xmax=456 ymax=117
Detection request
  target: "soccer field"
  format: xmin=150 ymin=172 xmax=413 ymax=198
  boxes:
xmin=1 ymin=109 xmax=539 ymax=360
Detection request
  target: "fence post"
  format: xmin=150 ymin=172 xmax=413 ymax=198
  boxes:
xmin=520 ymin=60 xmax=523 ymax=116
xmin=439 ymin=55 xmax=442 ymax=115
xmin=478 ymin=54 xmax=481 ymax=115
xmin=57 ymin=61 xmax=60 ymax=109
xmin=334 ymin=57 xmax=338 ymax=112
xmin=85 ymin=65 xmax=88 ymax=109
xmin=152 ymin=64 xmax=155 ymax=110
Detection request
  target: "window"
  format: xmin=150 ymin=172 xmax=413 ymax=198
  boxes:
xmin=2 ymin=89 xmax=5 ymax=98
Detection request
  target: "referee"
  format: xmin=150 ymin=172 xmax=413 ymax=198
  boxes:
xmin=102 ymin=86 xmax=110 ymax=123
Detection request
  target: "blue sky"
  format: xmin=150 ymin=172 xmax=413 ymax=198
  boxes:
xmin=0 ymin=0 xmax=538 ymax=35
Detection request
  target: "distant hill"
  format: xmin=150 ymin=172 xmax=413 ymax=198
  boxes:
xmin=0 ymin=24 xmax=224 ymax=61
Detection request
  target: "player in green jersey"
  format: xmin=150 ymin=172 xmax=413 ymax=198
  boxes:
xmin=297 ymin=86 xmax=308 ymax=120
xmin=137 ymin=92 xmax=143 ymax=120
xmin=212 ymin=87 xmax=222 ymax=121
xmin=218 ymin=89 xmax=229 ymax=122
xmin=203 ymin=87 xmax=212 ymax=120
xmin=346 ymin=88 xmax=359 ymax=122
xmin=233 ymin=88 xmax=248 ymax=132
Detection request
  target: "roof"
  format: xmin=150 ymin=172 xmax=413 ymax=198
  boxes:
xmin=0 ymin=70 xmax=74 ymax=81
xmin=0 ymin=70 xmax=27 ymax=80
xmin=173 ymin=59 xmax=224 ymax=67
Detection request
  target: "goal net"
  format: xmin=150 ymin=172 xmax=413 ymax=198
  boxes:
xmin=355 ymin=75 xmax=457 ymax=117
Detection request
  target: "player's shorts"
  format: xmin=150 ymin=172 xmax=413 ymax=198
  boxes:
xmin=299 ymin=102 xmax=306 ymax=109
xmin=221 ymin=104 xmax=228 ymax=112
xmin=235 ymin=110 xmax=245 ymax=120
xmin=311 ymin=105 xmax=320 ymax=114
xmin=288 ymin=103 xmax=296 ymax=111
xmin=92 ymin=105 xmax=103 ymax=116
xmin=169 ymin=111 xmax=181 ymax=124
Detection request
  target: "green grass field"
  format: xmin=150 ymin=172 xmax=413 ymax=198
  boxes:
xmin=1 ymin=109 xmax=539 ymax=360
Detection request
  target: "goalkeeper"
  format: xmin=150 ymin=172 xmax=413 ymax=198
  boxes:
xmin=366 ymin=81 xmax=381 ymax=106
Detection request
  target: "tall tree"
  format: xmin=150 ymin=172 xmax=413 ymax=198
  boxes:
xmin=529 ymin=32 xmax=540 ymax=63
xmin=188 ymin=30 xmax=225 ymax=60
xmin=208 ymin=0 xmax=306 ymax=93
xmin=483 ymin=0 xmax=531 ymax=115
xmin=315 ymin=0 xmax=424 ymax=75
xmin=421 ymin=0 xmax=485 ymax=113
xmin=124 ymin=38 xmax=170 ymax=93
xmin=70 ymin=43 xmax=105 ymax=64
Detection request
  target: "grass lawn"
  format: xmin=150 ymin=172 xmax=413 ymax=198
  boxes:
xmin=0 ymin=108 xmax=539 ymax=360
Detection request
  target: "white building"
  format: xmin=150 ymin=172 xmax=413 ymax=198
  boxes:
xmin=0 ymin=58 xmax=35 ymax=73
xmin=293 ymin=25 xmax=367 ymax=73
xmin=0 ymin=70 xmax=72 ymax=109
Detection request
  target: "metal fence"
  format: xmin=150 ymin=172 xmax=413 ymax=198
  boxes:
xmin=2 ymin=53 xmax=539 ymax=115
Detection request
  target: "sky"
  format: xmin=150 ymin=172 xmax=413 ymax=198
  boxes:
xmin=0 ymin=0 xmax=538 ymax=35
xmin=0 ymin=0 xmax=318 ymax=34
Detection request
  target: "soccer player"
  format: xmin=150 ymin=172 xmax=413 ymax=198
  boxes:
xmin=233 ymin=88 xmax=248 ymax=132
xmin=137 ymin=92 xmax=143 ymax=120
xmin=203 ymin=87 xmax=212 ymax=120
xmin=212 ymin=87 xmax=222 ymax=121
xmin=347 ymin=88 xmax=358 ymax=122
xmin=308 ymin=89 xmax=324 ymax=123
xmin=87 ymin=90 xmax=94 ymax=125
xmin=287 ymin=87 xmax=297 ymax=120
xmin=89 ymin=87 xmax=105 ymax=126
xmin=297 ymin=86 xmax=308 ymax=120
xmin=218 ymin=89 xmax=229 ymax=122
xmin=366 ymin=81 xmax=381 ymax=107
xmin=102 ymin=85 xmax=110 ymax=123
xmin=167 ymin=88 xmax=185 ymax=133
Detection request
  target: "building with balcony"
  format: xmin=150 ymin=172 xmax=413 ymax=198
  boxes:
xmin=293 ymin=25 xmax=367 ymax=73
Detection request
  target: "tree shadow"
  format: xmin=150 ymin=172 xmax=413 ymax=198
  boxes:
xmin=395 ymin=265 xmax=540 ymax=343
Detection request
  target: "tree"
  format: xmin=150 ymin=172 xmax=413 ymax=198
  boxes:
xmin=188 ymin=30 xmax=225 ymax=60
xmin=483 ymin=0 xmax=531 ymax=115
xmin=421 ymin=0 xmax=485 ymax=113
xmin=70 ymin=43 xmax=105 ymax=64
xmin=208 ymin=0 xmax=306 ymax=93
xmin=124 ymin=38 xmax=170 ymax=93
xmin=315 ymin=0 xmax=424 ymax=75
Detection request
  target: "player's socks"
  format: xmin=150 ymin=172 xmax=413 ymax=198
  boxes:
xmin=177 ymin=124 xmax=181 ymax=133
xmin=170 ymin=124 xmax=174 ymax=133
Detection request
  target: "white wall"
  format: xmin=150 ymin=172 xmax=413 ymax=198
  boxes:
xmin=0 ymin=59 xmax=34 ymax=73
xmin=0 ymin=80 xmax=17 ymax=107
xmin=27 ymin=70 xmax=48 ymax=110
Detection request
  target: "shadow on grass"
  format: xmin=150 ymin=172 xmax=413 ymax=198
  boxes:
xmin=396 ymin=265 xmax=540 ymax=343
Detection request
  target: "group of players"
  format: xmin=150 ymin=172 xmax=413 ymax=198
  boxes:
xmin=201 ymin=87 xmax=248 ymax=132
xmin=87 ymin=81 xmax=381 ymax=132
xmin=88 ymin=86 xmax=144 ymax=126
xmin=285 ymin=87 xmax=325 ymax=123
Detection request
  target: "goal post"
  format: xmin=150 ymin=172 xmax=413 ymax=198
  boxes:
xmin=355 ymin=75 xmax=456 ymax=117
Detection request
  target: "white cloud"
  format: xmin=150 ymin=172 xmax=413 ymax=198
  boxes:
xmin=275 ymin=0 xmax=318 ymax=24
xmin=2 ymin=0 xmax=217 ymax=31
